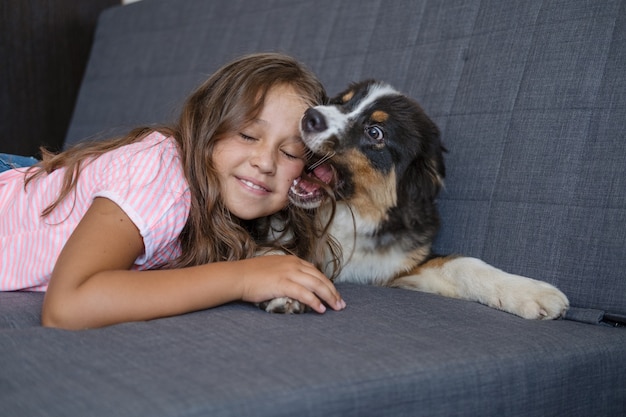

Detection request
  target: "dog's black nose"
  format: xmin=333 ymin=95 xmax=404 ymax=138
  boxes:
xmin=302 ymin=108 xmax=327 ymax=133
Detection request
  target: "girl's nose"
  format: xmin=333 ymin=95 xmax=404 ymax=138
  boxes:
xmin=250 ymin=145 xmax=277 ymax=174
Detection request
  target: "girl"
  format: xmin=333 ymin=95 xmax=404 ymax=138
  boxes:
xmin=0 ymin=52 xmax=345 ymax=330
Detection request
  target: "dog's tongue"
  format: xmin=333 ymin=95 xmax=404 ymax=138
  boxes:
xmin=291 ymin=163 xmax=333 ymax=196
xmin=310 ymin=163 xmax=334 ymax=185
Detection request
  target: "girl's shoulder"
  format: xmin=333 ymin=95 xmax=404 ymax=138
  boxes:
xmin=111 ymin=131 xmax=179 ymax=160
xmin=93 ymin=131 xmax=182 ymax=178
xmin=68 ymin=131 xmax=188 ymax=213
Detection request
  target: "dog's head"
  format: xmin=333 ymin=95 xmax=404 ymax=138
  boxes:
xmin=289 ymin=80 xmax=445 ymax=223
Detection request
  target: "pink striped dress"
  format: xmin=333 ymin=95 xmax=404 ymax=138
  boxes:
xmin=0 ymin=132 xmax=191 ymax=291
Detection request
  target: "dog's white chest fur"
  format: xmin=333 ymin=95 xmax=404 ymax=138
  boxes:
xmin=326 ymin=204 xmax=406 ymax=286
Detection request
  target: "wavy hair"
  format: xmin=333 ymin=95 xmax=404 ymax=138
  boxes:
xmin=25 ymin=53 xmax=341 ymax=276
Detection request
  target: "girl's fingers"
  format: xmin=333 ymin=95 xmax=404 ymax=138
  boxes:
xmin=293 ymin=264 xmax=345 ymax=311
xmin=292 ymin=287 xmax=327 ymax=314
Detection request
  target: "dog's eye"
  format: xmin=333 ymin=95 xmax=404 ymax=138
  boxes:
xmin=366 ymin=126 xmax=384 ymax=141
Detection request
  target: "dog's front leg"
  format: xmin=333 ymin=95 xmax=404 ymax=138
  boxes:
xmin=389 ymin=256 xmax=569 ymax=319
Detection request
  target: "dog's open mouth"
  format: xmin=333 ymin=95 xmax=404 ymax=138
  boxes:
xmin=289 ymin=161 xmax=335 ymax=209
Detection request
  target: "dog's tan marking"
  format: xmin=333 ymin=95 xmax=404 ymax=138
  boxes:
xmin=342 ymin=90 xmax=354 ymax=103
xmin=419 ymin=255 xmax=460 ymax=270
xmin=405 ymin=247 xmax=438 ymax=271
xmin=339 ymin=149 xmax=397 ymax=223
xmin=387 ymin=254 xmax=459 ymax=292
xmin=393 ymin=255 xmax=462 ymax=281
xmin=371 ymin=110 xmax=389 ymax=123
xmin=377 ymin=246 xmax=433 ymax=282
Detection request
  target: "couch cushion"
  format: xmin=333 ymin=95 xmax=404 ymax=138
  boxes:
xmin=64 ymin=0 xmax=626 ymax=319
xmin=0 ymin=292 xmax=43 ymax=328
xmin=2 ymin=284 xmax=625 ymax=417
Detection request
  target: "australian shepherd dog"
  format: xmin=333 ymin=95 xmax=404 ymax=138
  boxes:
xmin=263 ymin=80 xmax=569 ymax=320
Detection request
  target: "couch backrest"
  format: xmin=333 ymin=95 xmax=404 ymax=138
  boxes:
xmin=66 ymin=0 xmax=626 ymax=319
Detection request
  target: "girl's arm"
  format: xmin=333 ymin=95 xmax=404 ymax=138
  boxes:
xmin=42 ymin=197 xmax=344 ymax=330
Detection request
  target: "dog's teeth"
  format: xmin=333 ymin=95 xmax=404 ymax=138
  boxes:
xmin=290 ymin=178 xmax=308 ymax=197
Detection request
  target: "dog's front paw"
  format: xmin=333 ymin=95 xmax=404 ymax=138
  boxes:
xmin=257 ymin=297 xmax=310 ymax=314
xmin=499 ymin=278 xmax=569 ymax=320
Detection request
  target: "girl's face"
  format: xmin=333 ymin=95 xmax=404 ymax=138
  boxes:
xmin=213 ymin=84 xmax=309 ymax=220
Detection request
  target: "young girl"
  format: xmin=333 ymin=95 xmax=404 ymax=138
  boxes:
xmin=0 ymin=52 xmax=345 ymax=330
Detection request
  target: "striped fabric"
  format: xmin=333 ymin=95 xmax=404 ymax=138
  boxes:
xmin=0 ymin=132 xmax=190 ymax=291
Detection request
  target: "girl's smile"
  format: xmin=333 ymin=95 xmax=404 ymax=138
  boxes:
xmin=236 ymin=176 xmax=271 ymax=194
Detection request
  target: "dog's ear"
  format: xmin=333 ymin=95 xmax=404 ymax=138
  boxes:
xmin=422 ymin=117 xmax=446 ymax=196
xmin=398 ymin=113 xmax=446 ymax=205
xmin=329 ymin=79 xmax=379 ymax=105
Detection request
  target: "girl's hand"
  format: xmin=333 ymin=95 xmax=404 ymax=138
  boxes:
xmin=236 ymin=255 xmax=346 ymax=313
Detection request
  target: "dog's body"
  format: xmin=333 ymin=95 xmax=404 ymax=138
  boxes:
xmin=265 ymin=80 xmax=569 ymax=319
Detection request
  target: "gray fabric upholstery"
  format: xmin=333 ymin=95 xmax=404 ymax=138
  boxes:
xmin=0 ymin=292 xmax=42 ymax=328
xmin=2 ymin=285 xmax=626 ymax=417
xmin=3 ymin=0 xmax=626 ymax=416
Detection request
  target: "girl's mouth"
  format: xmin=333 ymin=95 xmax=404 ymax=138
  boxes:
xmin=238 ymin=177 xmax=270 ymax=193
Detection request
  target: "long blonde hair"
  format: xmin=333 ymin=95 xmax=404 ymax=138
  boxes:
xmin=26 ymin=52 xmax=340 ymax=275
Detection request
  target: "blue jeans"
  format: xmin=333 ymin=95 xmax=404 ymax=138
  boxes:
xmin=0 ymin=153 xmax=39 ymax=173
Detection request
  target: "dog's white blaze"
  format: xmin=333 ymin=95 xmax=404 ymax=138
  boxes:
xmin=303 ymin=83 xmax=400 ymax=152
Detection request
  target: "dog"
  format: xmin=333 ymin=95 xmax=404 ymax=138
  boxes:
xmin=262 ymin=79 xmax=569 ymax=320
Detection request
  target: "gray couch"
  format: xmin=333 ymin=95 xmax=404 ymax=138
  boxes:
xmin=2 ymin=0 xmax=625 ymax=416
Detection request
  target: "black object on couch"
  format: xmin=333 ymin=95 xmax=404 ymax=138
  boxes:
xmin=2 ymin=0 xmax=626 ymax=416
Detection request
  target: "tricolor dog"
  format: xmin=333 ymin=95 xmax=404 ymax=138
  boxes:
xmin=264 ymin=80 xmax=569 ymax=320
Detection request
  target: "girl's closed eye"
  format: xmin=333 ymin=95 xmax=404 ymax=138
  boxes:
xmin=281 ymin=148 xmax=301 ymax=160
xmin=281 ymin=140 xmax=307 ymax=161
xmin=239 ymin=132 xmax=257 ymax=141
